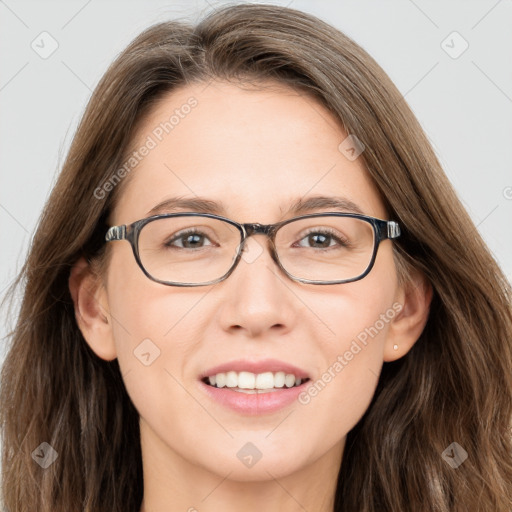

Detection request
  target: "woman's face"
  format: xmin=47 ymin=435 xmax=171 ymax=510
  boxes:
xmin=101 ymin=80 xmax=405 ymax=481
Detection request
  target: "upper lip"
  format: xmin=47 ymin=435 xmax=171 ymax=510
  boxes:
xmin=200 ymin=358 xmax=310 ymax=380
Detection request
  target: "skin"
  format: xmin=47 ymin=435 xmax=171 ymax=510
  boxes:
xmin=70 ymin=80 xmax=432 ymax=512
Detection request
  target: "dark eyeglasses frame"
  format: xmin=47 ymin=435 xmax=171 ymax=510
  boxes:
xmin=105 ymin=212 xmax=401 ymax=287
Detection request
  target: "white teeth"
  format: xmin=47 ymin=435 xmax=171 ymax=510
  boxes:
xmin=255 ymin=372 xmax=274 ymax=389
xmin=225 ymin=371 xmax=237 ymax=388
xmin=238 ymin=371 xmax=256 ymax=389
xmin=215 ymin=373 xmax=226 ymax=388
xmin=204 ymin=371 xmax=305 ymax=390
xmin=274 ymin=371 xmax=285 ymax=387
xmin=285 ymin=374 xmax=296 ymax=388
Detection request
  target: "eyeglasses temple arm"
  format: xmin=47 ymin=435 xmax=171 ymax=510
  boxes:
xmin=387 ymin=221 xmax=401 ymax=239
xmin=105 ymin=225 xmax=126 ymax=242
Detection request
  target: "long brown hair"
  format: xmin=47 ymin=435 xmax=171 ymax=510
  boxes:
xmin=1 ymin=4 xmax=511 ymax=511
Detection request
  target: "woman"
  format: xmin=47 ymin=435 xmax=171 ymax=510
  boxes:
xmin=1 ymin=3 xmax=511 ymax=511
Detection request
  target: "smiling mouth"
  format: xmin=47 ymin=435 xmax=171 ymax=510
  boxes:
xmin=201 ymin=370 xmax=310 ymax=393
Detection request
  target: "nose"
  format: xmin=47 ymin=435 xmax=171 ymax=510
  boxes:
xmin=216 ymin=234 xmax=297 ymax=338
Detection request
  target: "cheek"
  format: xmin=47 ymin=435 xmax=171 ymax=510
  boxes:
xmin=310 ymin=243 xmax=398 ymax=355
xmin=107 ymin=242 xmax=204 ymax=345
xmin=105 ymin=246 xmax=205 ymax=399
xmin=106 ymin=275 xmax=206 ymax=449
xmin=297 ymin=246 xmax=398 ymax=430
xmin=105 ymin=243 xmax=226 ymax=406
xmin=291 ymin=313 xmax=391 ymax=455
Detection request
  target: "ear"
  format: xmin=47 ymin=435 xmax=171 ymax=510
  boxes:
xmin=68 ymin=256 xmax=117 ymax=361
xmin=383 ymin=268 xmax=433 ymax=362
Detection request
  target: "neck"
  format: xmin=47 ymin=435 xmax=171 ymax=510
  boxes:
xmin=138 ymin=419 xmax=344 ymax=512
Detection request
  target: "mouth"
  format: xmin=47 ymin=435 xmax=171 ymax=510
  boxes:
xmin=201 ymin=371 xmax=311 ymax=394
xmin=198 ymin=359 xmax=312 ymax=414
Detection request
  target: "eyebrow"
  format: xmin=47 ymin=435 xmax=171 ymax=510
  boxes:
xmin=146 ymin=194 xmax=366 ymax=218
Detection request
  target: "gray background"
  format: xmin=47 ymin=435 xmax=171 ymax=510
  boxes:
xmin=1 ymin=0 xmax=512 ymax=359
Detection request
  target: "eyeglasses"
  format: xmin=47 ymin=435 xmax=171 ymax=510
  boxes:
xmin=104 ymin=212 xmax=401 ymax=287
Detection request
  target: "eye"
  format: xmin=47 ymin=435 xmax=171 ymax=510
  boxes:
xmin=165 ymin=229 xmax=215 ymax=249
xmin=295 ymin=228 xmax=350 ymax=250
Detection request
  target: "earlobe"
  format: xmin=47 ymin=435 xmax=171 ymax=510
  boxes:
xmin=383 ymin=270 xmax=433 ymax=362
xmin=68 ymin=256 xmax=117 ymax=361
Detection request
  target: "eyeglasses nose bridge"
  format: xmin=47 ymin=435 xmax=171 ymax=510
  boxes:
xmin=238 ymin=222 xmax=279 ymax=264
xmin=242 ymin=222 xmax=274 ymax=237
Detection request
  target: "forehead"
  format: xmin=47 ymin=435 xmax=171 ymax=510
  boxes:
xmin=112 ymin=80 xmax=387 ymax=225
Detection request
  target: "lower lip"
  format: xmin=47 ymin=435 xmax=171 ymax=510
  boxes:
xmin=199 ymin=380 xmax=309 ymax=415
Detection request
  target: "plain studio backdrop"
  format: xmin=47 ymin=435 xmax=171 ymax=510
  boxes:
xmin=1 ymin=0 xmax=511 ymax=365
